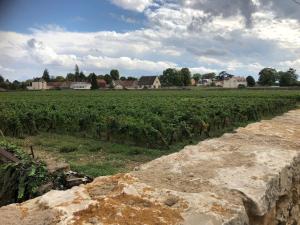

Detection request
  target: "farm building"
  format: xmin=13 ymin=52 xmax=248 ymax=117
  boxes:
xmin=215 ymin=77 xmax=247 ymax=88
xmin=113 ymin=80 xmax=138 ymax=89
xmin=138 ymin=76 xmax=161 ymax=89
xmin=70 ymin=82 xmax=91 ymax=90
xmin=27 ymin=80 xmax=47 ymax=90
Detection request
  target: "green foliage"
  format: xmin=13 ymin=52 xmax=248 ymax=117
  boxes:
xmin=90 ymin=73 xmax=98 ymax=90
xmin=0 ymin=75 xmax=4 ymax=83
xmin=279 ymin=68 xmax=298 ymax=87
xmin=202 ymin=73 xmax=216 ymax=80
xmin=0 ymin=141 xmax=48 ymax=206
xmin=59 ymin=145 xmax=78 ymax=153
xmin=0 ymin=90 xmax=298 ymax=150
xmin=110 ymin=69 xmax=120 ymax=81
xmin=42 ymin=69 xmax=50 ymax=82
xmin=193 ymin=73 xmax=202 ymax=83
xmin=258 ymin=68 xmax=278 ymax=86
xmin=181 ymin=68 xmax=192 ymax=86
xmin=246 ymin=76 xmax=256 ymax=87
xmin=160 ymin=68 xmax=192 ymax=86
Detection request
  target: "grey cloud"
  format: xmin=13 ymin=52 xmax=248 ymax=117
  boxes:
xmin=181 ymin=0 xmax=257 ymax=27
xmin=27 ymin=38 xmax=43 ymax=49
xmin=260 ymin=0 xmax=300 ymax=20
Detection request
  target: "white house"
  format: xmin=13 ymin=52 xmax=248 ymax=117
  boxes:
xmin=215 ymin=77 xmax=247 ymax=88
xmin=223 ymin=77 xmax=247 ymax=88
xmin=27 ymin=80 xmax=47 ymax=90
xmin=70 ymin=82 xmax=91 ymax=90
xmin=138 ymin=76 xmax=161 ymax=89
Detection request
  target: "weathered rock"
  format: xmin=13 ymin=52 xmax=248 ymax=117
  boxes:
xmin=0 ymin=109 xmax=299 ymax=225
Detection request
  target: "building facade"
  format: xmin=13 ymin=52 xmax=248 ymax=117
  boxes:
xmin=138 ymin=76 xmax=161 ymax=89
xmin=27 ymin=80 xmax=47 ymax=90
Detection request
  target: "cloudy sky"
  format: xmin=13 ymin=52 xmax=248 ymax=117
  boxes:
xmin=0 ymin=0 xmax=300 ymax=81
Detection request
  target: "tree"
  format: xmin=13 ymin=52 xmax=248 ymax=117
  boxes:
xmin=246 ymin=76 xmax=256 ymax=87
xmin=66 ymin=73 xmax=75 ymax=81
xmin=193 ymin=73 xmax=202 ymax=83
xmin=160 ymin=68 xmax=192 ymax=86
xmin=160 ymin=68 xmax=178 ymax=86
xmin=127 ymin=76 xmax=137 ymax=81
xmin=42 ymin=69 xmax=50 ymax=82
xmin=104 ymin=74 xmax=112 ymax=85
xmin=79 ymin=71 xmax=86 ymax=81
xmin=75 ymin=64 xmax=80 ymax=81
xmin=54 ymin=76 xmax=65 ymax=82
xmin=181 ymin=68 xmax=191 ymax=86
xmin=0 ymin=75 xmax=4 ymax=83
xmin=258 ymin=68 xmax=278 ymax=86
xmin=202 ymin=73 xmax=216 ymax=80
xmin=279 ymin=68 xmax=298 ymax=86
xmin=120 ymin=76 xmax=126 ymax=81
xmin=110 ymin=69 xmax=120 ymax=80
xmin=90 ymin=73 xmax=98 ymax=90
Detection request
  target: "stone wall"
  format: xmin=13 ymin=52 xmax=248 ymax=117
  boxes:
xmin=0 ymin=109 xmax=299 ymax=225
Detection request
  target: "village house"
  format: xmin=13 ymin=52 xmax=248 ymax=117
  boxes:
xmin=138 ymin=76 xmax=161 ymax=89
xmin=70 ymin=82 xmax=91 ymax=90
xmin=113 ymin=80 xmax=138 ymax=89
xmin=215 ymin=76 xmax=247 ymax=88
xmin=27 ymin=79 xmax=47 ymax=90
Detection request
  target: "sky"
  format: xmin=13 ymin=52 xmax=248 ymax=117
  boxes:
xmin=0 ymin=0 xmax=300 ymax=81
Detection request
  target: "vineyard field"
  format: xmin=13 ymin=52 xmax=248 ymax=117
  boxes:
xmin=0 ymin=89 xmax=299 ymax=149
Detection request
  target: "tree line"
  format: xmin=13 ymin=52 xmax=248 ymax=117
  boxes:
xmin=0 ymin=65 xmax=299 ymax=91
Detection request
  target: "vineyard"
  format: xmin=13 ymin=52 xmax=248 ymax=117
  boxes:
xmin=0 ymin=89 xmax=299 ymax=149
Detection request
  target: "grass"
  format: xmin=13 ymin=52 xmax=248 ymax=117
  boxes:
xmin=0 ymin=117 xmax=273 ymax=177
xmin=1 ymin=133 xmax=180 ymax=177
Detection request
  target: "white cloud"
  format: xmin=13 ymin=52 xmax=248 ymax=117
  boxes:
xmin=1 ymin=0 xmax=300 ymax=80
xmin=110 ymin=0 xmax=153 ymax=12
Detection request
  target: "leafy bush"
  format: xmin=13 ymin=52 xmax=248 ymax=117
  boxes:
xmin=0 ymin=141 xmax=49 ymax=206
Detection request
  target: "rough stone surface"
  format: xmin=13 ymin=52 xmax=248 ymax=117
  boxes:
xmin=0 ymin=109 xmax=299 ymax=225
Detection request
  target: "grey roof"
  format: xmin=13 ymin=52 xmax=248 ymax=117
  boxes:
xmin=138 ymin=76 xmax=157 ymax=86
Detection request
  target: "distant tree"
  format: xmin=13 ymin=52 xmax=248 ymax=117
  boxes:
xmin=202 ymin=73 xmax=216 ymax=80
xmin=127 ymin=76 xmax=137 ymax=81
xmin=160 ymin=68 xmax=193 ymax=86
xmin=54 ymin=76 xmax=65 ymax=82
xmin=120 ymin=76 xmax=126 ymax=81
xmin=42 ymin=69 xmax=50 ymax=82
xmin=279 ymin=68 xmax=298 ymax=86
xmin=181 ymin=68 xmax=191 ymax=86
xmin=66 ymin=73 xmax=75 ymax=81
xmin=74 ymin=64 xmax=80 ymax=81
xmin=88 ymin=73 xmax=96 ymax=82
xmin=79 ymin=71 xmax=86 ymax=81
xmin=193 ymin=73 xmax=202 ymax=83
xmin=246 ymin=76 xmax=256 ymax=87
xmin=160 ymin=68 xmax=178 ymax=86
xmin=110 ymin=69 xmax=120 ymax=80
xmin=90 ymin=73 xmax=98 ymax=90
xmin=258 ymin=68 xmax=278 ymax=86
xmin=104 ymin=74 xmax=112 ymax=85
xmin=0 ymin=75 xmax=6 ymax=89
